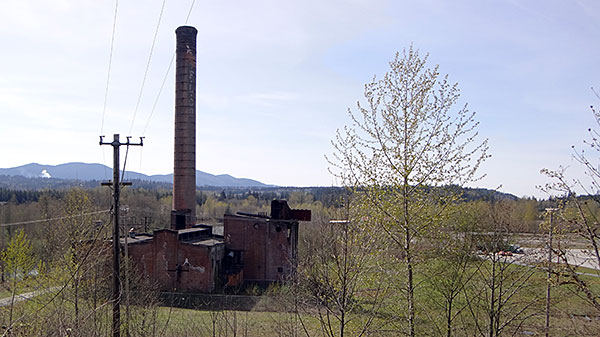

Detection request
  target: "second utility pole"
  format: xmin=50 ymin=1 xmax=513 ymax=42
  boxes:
xmin=545 ymin=207 xmax=558 ymax=337
xmin=100 ymin=134 xmax=143 ymax=337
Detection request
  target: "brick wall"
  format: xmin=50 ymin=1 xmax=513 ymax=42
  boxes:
xmin=224 ymin=215 xmax=296 ymax=282
xmin=127 ymin=229 xmax=224 ymax=292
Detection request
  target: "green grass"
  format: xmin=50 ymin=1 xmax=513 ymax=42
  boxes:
xmin=0 ymin=276 xmax=48 ymax=299
xmin=0 ymin=260 xmax=599 ymax=336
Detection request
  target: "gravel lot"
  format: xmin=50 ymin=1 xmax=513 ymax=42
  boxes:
xmin=502 ymin=247 xmax=600 ymax=271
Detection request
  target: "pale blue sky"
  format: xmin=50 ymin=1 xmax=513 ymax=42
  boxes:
xmin=0 ymin=0 xmax=599 ymax=198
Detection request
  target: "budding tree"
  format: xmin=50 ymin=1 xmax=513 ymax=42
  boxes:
xmin=2 ymin=230 xmax=36 ymax=328
xmin=328 ymin=47 xmax=488 ymax=336
xmin=541 ymin=99 xmax=600 ymax=312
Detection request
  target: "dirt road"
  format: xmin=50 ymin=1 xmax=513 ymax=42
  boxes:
xmin=0 ymin=287 xmax=59 ymax=307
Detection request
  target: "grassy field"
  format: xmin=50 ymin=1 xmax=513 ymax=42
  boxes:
xmin=0 ymin=261 xmax=599 ymax=336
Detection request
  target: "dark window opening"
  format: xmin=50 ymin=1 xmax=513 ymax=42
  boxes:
xmin=176 ymin=214 xmax=186 ymax=230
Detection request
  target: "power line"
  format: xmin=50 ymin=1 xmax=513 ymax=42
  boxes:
xmin=122 ymin=143 xmax=130 ymax=182
xmin=138 ymin=145 xmax=144 ymax=177
xmin=142 ymin=0 xmax=197 ymax=135
xmin=0 ymin=210 xmax=110 ymax=227
xmin=128 ymin=0 xmax=168 ymax=135
xmin=185 ymin=0 xmax=197 ymax=24
xmin=101 ymin=0 xmax=120 ymax=135
xmin=100 ymin=0 xmax=120 ymax=181
xmin=142 ymin=54 xmax=174 ymax=135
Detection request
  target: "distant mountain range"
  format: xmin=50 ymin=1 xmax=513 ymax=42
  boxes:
xmin=0 ymin=163 xmax=520 ymax=203
xmin=0 ymin=163 xmax=270 ymax=188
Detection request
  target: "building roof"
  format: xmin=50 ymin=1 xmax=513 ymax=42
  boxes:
xmin=123 ymin=224 xmax=223 ymax=246
xmin=185 ymin=238 xmax=224 ymax=247
xmin=120 ymin=234 xmax=153 ymax=245
xmin=178 ymin=227 xmax=210 ymax=234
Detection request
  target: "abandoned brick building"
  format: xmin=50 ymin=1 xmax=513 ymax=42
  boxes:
xmin=122 ymin=26 xmax=310 ymax=293
xmin=125 ymin=200 xmax=309 ymax=292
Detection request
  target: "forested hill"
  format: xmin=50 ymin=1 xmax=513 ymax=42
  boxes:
xmin=0 ymin=176 xmax=518 ymax=205
xmin=458 ymin=187 xmax=519 ymax=201
xmin=0 ymin=175 xmax=173 ymax=192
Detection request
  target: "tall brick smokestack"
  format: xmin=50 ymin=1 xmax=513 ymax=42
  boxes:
xmin=172 ymin=26 xmax=197 ymax=230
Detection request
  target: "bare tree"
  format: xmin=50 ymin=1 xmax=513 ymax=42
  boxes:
xmin=462 ymin=201 xmax=543 ymax=337
xmin=541 ymin=100 xmax=600 ymax=312
xmin=422 ymin=204 xmax=481 ymax=337
xmin=300 ymin=199 xmax=387 ymax=337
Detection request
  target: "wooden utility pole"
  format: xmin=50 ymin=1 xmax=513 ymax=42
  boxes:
xmin=100 ymin=134 xmax=143 ymax=337
xmin=545 ymin=207 xmax=558 ymax=337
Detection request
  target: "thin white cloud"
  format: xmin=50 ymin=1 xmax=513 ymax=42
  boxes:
xmin=237 ymin=91 xmax=299 ymax=107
